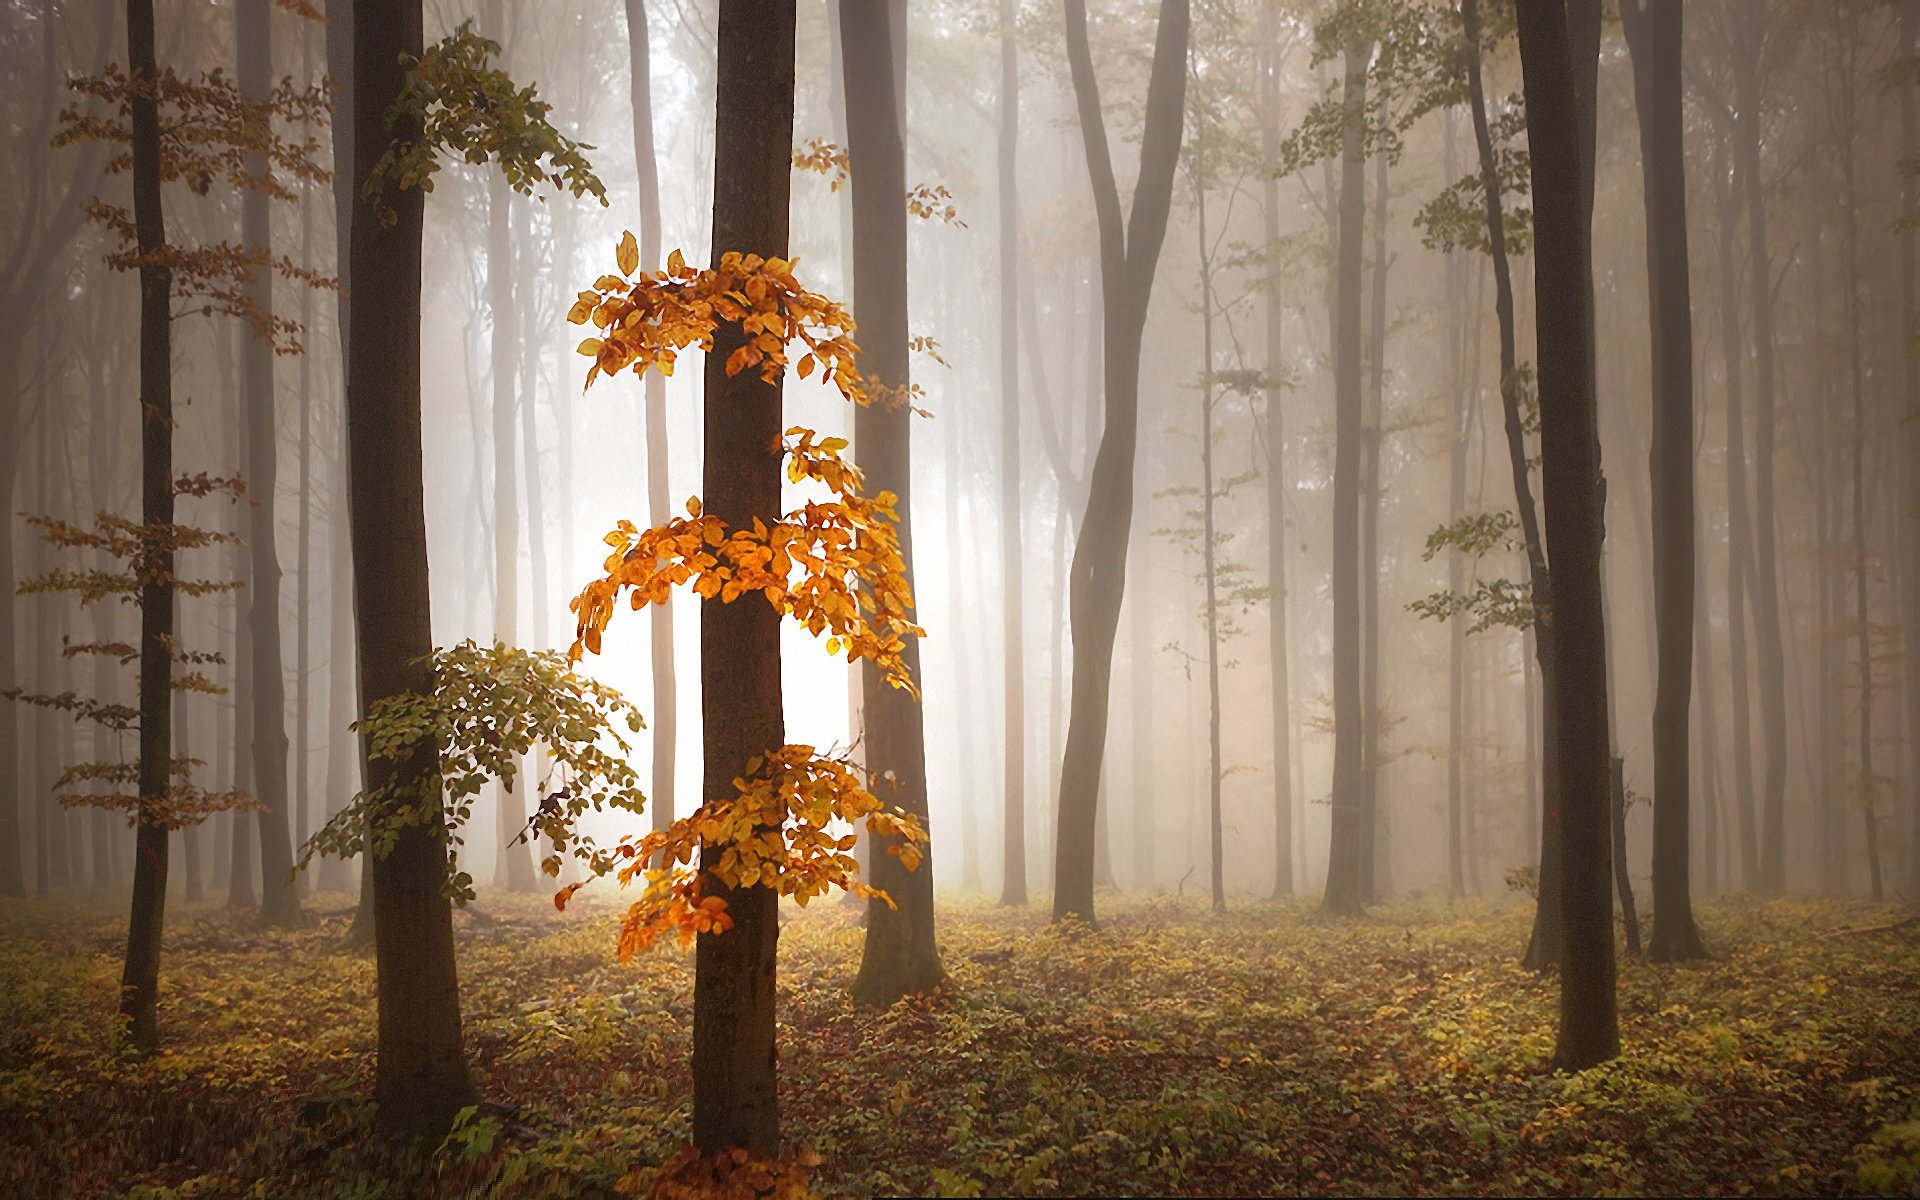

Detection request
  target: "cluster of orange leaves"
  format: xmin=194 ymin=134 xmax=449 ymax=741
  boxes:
xmin=621 ymin=1143 xmax=819 ymax=1200
xmin=569 ymin=427 xmax=920 ymax=692
xmin=570 ymin=234 xmax=863 ymax=399
xmin=559 ymin=234 xmax=927 ymax=952
xmin=554 ymin=743 xmax=925 ymax=960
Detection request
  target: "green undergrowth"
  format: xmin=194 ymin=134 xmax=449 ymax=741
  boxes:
xmin=2 ymin=891 xmax=1916 ymax=1197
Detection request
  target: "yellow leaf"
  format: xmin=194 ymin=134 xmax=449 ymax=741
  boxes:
xmin=616 ymin=230 xmax=639 ymax=275
xmin=668 ymin=248 xmax=688 ymax=276
xmin=577 ymin=338 xmax=604 ymax=358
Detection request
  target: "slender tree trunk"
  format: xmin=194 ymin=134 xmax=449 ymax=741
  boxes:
xmin=945 ymin=419 xmax=983 ymax=892
xmin=1833 ymin=22 xmax=1884 ymax=901
xmin=1052 ymin=0 xmax=1188 ymax=925
xmin=1360 ymin=140 xmax=1390 ymax=903
xmin=1901 ymin=0 xmax=1920 ymax=902
xmin=623 ymin=0 xmax=678 ymax=869
xmin=842 ymin=0 xmax=943 ymax=1004
xmin=293 ymin=16 xmax=316 ymax=901
xmin=1622 ymin=0 xmax=1703 ymax=960
xmin=1129 ymin=494 xmax=1154 ymax=891
xmin=1259 ymin=3 xmax=1293 ymax=902
xmin=1321 ymin=39 xmax=1370 ymax=917
xmin=1518 ymin=0 xmax=1619 ymax=1070
xmin=1707 ymin=148 xmax=1761 ymax=888
xmin=1465 ymin=0 xmax=1562 ymax=964
xmin=691 ymin=2 xmax=794 ymax=1156
xmin=1443 ymin=114 xmax=1469 ymax=901
xmin=1194 ymin=162 xmax=1225 ymax=914
xmin=1731 ymin=15 xmax=1789 ymax=894
xmin=1694 ymin=510 xmax=1724 ymax=895
xmin=237 ymin=0 xmax=303 ymax=928
xmin=349 ymin=0 xmax=475 ymax=1136
xmin=121 ymin=0 xmax=175 ymax=1052
xmin=226 ymin=393 xmax=257 ymax=912
xmin=992 ymin=0 xmax=1028 ymax=908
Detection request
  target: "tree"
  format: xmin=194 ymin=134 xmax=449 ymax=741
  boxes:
xmin=996 ymin=0 xmax=1027 ymax=909
xmin=1516 ymin=0 xmax=1618 ymax=1070
xmin=841 ymin=0 xmax=944 ymax=1005
xmin=1903 ymin=0 xmax=1920 ymax=903
xmin=236 ymin=0 xmax=303 ymax=929
xmin=623 ymin=0 xmax=678 ymax=878
xmin=1321 ymin=32 xmax=1371 ymax=917
xmin=1620 ymin=0 xmax=1704 ymax=961
xmin=343 ymin=9 xmax=602 ymax=1134
xmin=1257 ymin=0 xmax=1295 ymax=901
xmin=1052 ymin=0 xmax=1189 ymax=926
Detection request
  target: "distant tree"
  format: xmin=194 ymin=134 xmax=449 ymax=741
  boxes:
xmin=1516 ymin=0 xmax=1619 ymax=1070
xmin=623 ymin=0 xmax=679 ymax=878
xmin=1053 ymin=0 xmax=1190 ymax=926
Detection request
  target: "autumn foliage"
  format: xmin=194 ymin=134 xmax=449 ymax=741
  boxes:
xmin=559 ymin=233 xmax=928 ymax=958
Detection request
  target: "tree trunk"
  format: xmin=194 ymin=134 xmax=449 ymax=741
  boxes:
xmin=1622 ymin=0 xmax=1703 ymax=961
xmin=293 ymin=14 xmax=316 ymax=901
xmin=237 ymin=0 xmax=303 ymax=928
xmin=1517 ymin=0 xmax=1619 ymax=1071
xmin=1464 ymin=0 xmax=1561 ymax=965
xmin=1052 ymin=0 xmax=1188 ymax=925
xmin=1443 ymin=112 xmax=1470 ymax=901
xmin=995 ymin=0 xmax=1027 ymax=908
xmin=842 ymin=0 xmax=943 ymax=1005
xmin=691 ymin=1 xmax=794 ymax=1156
xmin=1321 ymin=38 xmax=1370 ymax=917
xmin=1194 ymin=159 xmax=1225 ymax=914
xmin=1360 ymin=139 xmax=1389 ymax=903
xmin=624 ymin=0 xmax=678 ymax=872
xmin=348 ymin=0 xmax=475 ymax=1137
xmin=1902 ymin=0 xmax=1920 ymax=903
xmin=1731 ymin=14 xmax=1789 ymax=894
xmin=121 ymin=0 xmax=175 ymax=1052
xmin=1259 ymin=2 xmax=1293 ymax=902
xmin=1832 ymin=19 xmax=1884 ymax=902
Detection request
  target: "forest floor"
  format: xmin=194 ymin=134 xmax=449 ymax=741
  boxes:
xmin=3 ymin=890 xmax=1919 ymax=1198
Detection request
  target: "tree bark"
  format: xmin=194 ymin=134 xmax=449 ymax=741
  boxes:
xmin=1902 ymin=0 xmax=1920 ymax=902
xmin=1621 ymin=0 xmax=1703 ymax=961
xmin=1193 ymin=152 xmax=1225 ymax=913
xmin=1259 ymin=1 xmax=1293 ymax=901
xmin=842 ymin=0 xmax=943 ymax=1005
xmin=1731 ymin=13 xmax=1789 ymax=894
xmin=237 ymin=0 xmax=304 ymax=928
xmin=691 ymin=0 xmax=794 ymax=1156
xmin=1517 ymin=0 xmax=1619 ymax=1070
xmin=1052 ymin=0 xmax=1188 ymax=925
xmin=122 ymin=0 xmax=175 ymax=1052
xmin=349 ymin=0 xmax=476 ymax=1136
xmin=1321 ymin=38 xmax=1370 ymax=917
xmin=1464 ymin=0 xmax=1561 ymax=966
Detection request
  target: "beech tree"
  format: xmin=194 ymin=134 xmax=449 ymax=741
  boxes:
xmin=1052 ymin=0 xmax=1189 ymax=927
xmin=1516 ymin=0 xmax=1618 ymax=1070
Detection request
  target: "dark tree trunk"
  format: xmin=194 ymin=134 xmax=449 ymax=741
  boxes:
xmin=238 ymin=0 xmax=303 ymax=928
xmin=1622 ymin=0 xmax=1703 ymax=961
xmin=1052 ymin=0 xmax=1188 ymax=925
xmin=1517 ymin=0 xmax=1619 ymax=1070
xmin=1731 ymin=13 xmax=1789 ymax=894
xmin=995 ymin=0 xmax=1027 ymax=908
xmin=691 ymin=0 xmax=794 ymax=1156
xmin=1321 ymin=38 xmax=1369 ymax=918
xmin=1611 ymin=757 xmax=1642 ymax=956
xmin=1465 ymin=0 xmax=1561 ymax=966
xmin=293 ymin=12 xmax=316 ymax=902
xmin=348 ymin=0 xmax=475 ymax=1137
xmin=842 ymin=0 xmax=943 ymax=1004
xmin=624 ymin=0 xmax=678 ymax=870
xmin=122 ymin=0 xmax=175 ymax=1052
